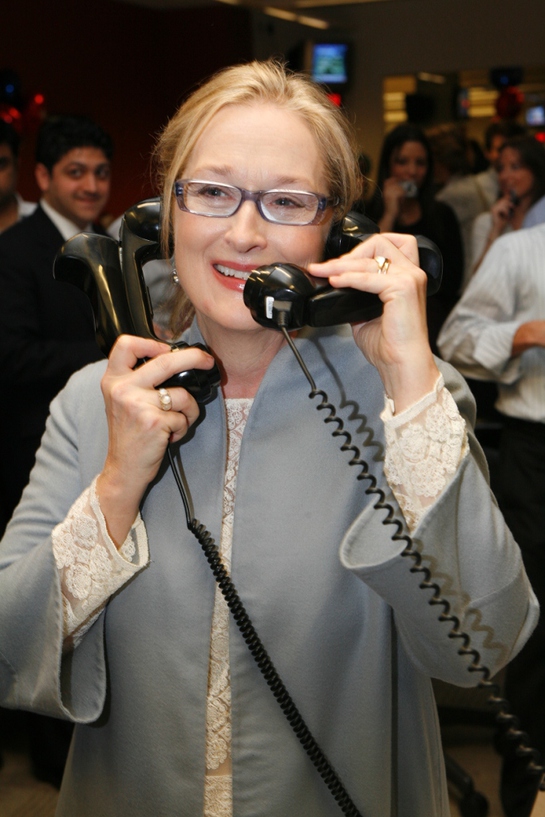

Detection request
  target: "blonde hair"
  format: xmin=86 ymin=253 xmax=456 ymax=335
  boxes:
xmin=153 ymin=59 xmax=360 ymax=334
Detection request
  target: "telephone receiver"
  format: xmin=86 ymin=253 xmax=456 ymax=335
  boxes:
xmin=508 ymin=189 xmax=520 ymax=210
xmin=244 ymin=210 xmax=443 ymax=330
xmin=53 ymin=198 xmax=221 ymax=403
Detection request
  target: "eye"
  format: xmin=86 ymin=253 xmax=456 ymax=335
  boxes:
xmin=95 ymin=165 xmax=111 ymax=181
xmin=189 ymin=183 xmax=239 ymax=210
xmin=265 ymin=192 xmax=310 ymax=210
xmin=196 ymin=184 xmax=233 ymax=200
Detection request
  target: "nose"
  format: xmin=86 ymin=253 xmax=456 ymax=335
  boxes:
xmin=82 ymin=171 xmax=99 ymax=194
xmin=224 ymin=200 xmax=267 ymax=253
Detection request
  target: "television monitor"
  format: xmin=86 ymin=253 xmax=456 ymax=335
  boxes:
xmin=311 ymin=43 xmax=349 ymax=86
xmin=526 ymin=105 xmax=545 ymax=127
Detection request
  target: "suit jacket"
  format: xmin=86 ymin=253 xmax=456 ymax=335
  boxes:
xmin=0 ymin=324 xmax=537 ymax=817
xmin=0 ymin=204 xmax=104 ymax=530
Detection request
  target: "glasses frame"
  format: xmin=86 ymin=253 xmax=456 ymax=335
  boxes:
xmin=173 ymin=179 xmax=338 ymax=226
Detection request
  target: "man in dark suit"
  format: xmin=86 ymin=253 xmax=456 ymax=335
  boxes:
xmin=0 ymin=114 xmax=112 ymax=786
xmin=0 ymin=114 xmax=112 ymax=534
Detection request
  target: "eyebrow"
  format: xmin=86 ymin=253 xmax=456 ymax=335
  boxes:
xmin=64 ymin=162 xmax=110 ymax=171
xmin=189 ymin=166 xmax=315 ymax=189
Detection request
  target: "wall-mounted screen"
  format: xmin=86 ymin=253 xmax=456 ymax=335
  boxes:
xmin=526 ymin=104 xmax=545 ymax=126
xmin=311 ymin=43 xmax=349 ymax=86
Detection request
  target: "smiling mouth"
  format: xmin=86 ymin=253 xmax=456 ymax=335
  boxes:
xmin=214 ymin=264 xmax=252 ymax=281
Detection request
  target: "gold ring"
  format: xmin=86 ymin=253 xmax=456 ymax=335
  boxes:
xmin=374 ymin=256 xmax=391 ymax=274
xmin=158 ymin=387 xmax=172 ymax=411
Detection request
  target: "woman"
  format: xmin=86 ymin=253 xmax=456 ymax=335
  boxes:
xmin=0 ymin=62 xmax=536 ymax=817
xmin=366 ymin=123 xmax=464 ymax=354
xmin=471 ymin=135 xmax=545 ymax=274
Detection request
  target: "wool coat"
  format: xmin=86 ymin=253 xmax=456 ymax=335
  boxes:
xmin=0 ymin=324 xmax=537 ymax=817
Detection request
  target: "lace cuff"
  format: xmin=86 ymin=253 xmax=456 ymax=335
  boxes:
xmin=52 ymin=477 xmax=149 ymax=647
xmin=381 ymin=375 xmax=469 ymax=531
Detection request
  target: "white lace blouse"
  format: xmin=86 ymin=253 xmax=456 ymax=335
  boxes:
xmin=51 ymin=375 xmax=468 ymax=817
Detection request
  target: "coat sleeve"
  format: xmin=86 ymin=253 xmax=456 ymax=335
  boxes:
xmin=339 ymin=361 xmax=538 ymax=687
xmin=0 ymin=366 xmax=120 ymax=722
xmin=437 ymin=236 xmax=526 ymax=384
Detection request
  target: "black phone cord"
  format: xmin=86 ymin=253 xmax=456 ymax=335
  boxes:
xmin=167 ymin=446 xmax=364 ymax=817
xmin=279 ymin=326 xmax=545 ymax=790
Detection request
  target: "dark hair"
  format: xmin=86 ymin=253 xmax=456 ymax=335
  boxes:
xmin=484 ymin=120 xmax=526 ymax=153
xmin=499 ymin=135 xmax=545 ymax=204
xmin=36 ymin=114 xmax=113 ymax=172
xmin=0 ymin=120 xmax=21 ymax=158
xmin=367 ymin=123 xmax=435 ymax=221
xmin=426 ymin=125 xmax=470 ymax=176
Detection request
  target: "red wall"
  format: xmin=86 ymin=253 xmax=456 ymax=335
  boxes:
xmin=4 ymin=0 xmax=253 ymax=219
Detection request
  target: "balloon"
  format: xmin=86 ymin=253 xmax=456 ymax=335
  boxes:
xmin=0 ymin=103 xmax=23 ymax=134
xmin=495 ymin=86 xmax=524 ymax=120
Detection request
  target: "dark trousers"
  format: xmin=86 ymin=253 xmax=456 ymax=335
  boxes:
xmin=496 ymin=417 xmax=545 ymax=817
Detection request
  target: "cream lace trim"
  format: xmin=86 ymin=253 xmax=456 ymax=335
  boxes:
xmin=52 ymin=480 xmax=148 ymax=647
xmin=381 ymin=375 xmax=469 ymax=530
xmin=203 ymin=398 xmax=252 ymax=817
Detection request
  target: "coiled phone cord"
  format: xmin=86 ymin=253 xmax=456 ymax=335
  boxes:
xmin=279 ymin=326 xmax=545 ymax=792
xmin=168 ymin=328 xmax=544 ymax=817
xmin=167 ymin=444 xmax=364 ymax=817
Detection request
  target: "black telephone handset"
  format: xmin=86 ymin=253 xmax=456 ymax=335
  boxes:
xmin=53 ymin=198 xmax=221 ymax=403
xmin=244 ymin=210 xmax=443 ymax=330
xmin=55 ymin=198 xmax=442 ymax=349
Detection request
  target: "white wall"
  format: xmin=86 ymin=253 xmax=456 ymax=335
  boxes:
xmin=252 ymin=0 xmax=545 ymax=174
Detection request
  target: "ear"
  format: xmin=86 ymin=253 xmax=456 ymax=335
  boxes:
xmin=35 ymin=163 xmax=52 ymax=194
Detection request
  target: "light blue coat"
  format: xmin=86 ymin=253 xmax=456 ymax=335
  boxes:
xmin=0 ymin=325 xmax=537 ymax=817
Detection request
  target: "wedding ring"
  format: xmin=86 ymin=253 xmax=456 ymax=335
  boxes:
xmin=158 ymin=387 xmax=172 ymax=411
xmin=374 ymin=256 xmax=391 ymax=274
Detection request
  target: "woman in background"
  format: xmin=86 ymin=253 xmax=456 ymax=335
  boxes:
xmin=471 ymin=135 xmax=545 ymax=274
xmin=366 ymin=124 xmax=464 ymax=355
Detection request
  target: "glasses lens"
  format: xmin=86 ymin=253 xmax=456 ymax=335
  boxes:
xmin=182 ymin=181 xmax=240 ymax=216
xmin=261 ymin=190 xmax=319 ymax=225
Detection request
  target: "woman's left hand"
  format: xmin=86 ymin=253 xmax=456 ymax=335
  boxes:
xmin=308 ymin=232 xmax=440 ymax=413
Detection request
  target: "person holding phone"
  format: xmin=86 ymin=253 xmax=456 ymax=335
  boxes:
xmin=366 ymin=124 xmax=464 ymax=354
xmin=470 ymin=135 xmax=545 ymax=276
xmin=0 ymin=61 xmax=537 ymax=817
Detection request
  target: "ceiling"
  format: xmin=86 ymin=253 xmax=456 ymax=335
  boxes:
xmin=115 ymin=0 xmax=398 ymax=30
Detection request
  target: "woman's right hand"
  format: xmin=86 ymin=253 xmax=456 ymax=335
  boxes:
xmin=490 ymin=194 xmax=514 ymax=235
xmin=96 ymin=335 xmax=216 ymax=546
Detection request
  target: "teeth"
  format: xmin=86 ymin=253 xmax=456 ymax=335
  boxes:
xmin=215 ymin=264 xmax=250 ymax=280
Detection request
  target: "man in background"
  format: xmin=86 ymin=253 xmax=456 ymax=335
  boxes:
xmin=0 ymin=113 xmax=112 ymax=788
xmin=0 ymin=114 xmax=111 ymax=533
xmin=438 ymin=224 xmax=545 ymax=817
xmin=0 ymin=120 xmax=36 ymax=233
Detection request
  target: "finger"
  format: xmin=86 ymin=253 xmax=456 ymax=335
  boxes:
xmin=140 ymin=346 xmax=216 ymax=390
xmin=311 ymin=233 xmax=419 ymax=275
xmin=155 ymin=385 xmax=201 ymax=428
xmin=325 ymin=268 xmax=426 ymax=301
xmin=108 ymin=339 xmax=216 ymax=389
xmin=108 ymin=334 xmax=172 ymax=373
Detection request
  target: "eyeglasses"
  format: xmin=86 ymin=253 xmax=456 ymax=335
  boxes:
xmin=173 ymin=179 xmax=338 ymax=226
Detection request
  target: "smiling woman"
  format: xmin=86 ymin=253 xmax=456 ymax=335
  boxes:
xmin=0 ymin=60 xmax=537 ymax=817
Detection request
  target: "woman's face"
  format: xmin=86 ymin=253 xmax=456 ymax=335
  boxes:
xmin=389 ymin=140 xmax=428 ymax=189
xmin=498 ymin=147 xmax=535 ymax=200
xmin=173 ymin=103 xmax=332 ymax=338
